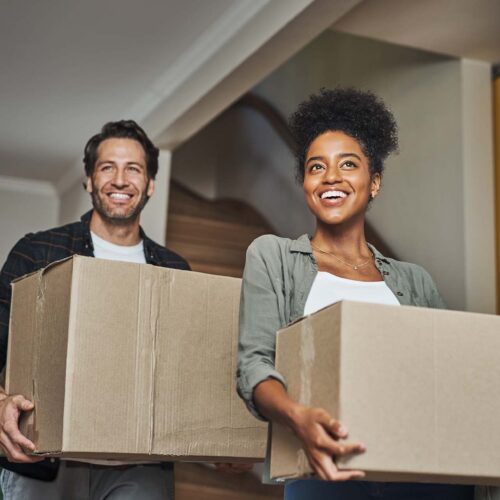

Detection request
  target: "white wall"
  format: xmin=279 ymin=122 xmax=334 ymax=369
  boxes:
xmin=172 ymin=31 xmax=495 ymax=312
xmin=0 ymin=177 xmax=59 ymax=264
xmin=58 ymin=150 xmax=171 ymax=246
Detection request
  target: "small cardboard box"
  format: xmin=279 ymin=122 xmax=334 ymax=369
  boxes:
xmin=271 ymin=301 xmax=500 ymax=485
xmin=6 ymin=256 xmax=266 ymax=461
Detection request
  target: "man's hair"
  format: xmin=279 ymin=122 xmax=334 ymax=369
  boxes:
xmin=83 ymin=120 xmax=159 ymax=179
xmin=289 ymin=88 xmax=398 ymax=182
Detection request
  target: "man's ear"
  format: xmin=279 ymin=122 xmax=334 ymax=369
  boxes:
xmin=85 ymin=177 xmax=92 ymax=193
xmin=147 ymin=179 xmax=155 ymax=198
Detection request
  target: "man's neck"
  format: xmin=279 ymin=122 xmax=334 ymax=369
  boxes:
xmin=89 ymin=211 xmax=142 ymax=246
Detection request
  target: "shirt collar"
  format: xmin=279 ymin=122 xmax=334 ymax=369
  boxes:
xmin=290 ymin=233 xmax=391 ymax=265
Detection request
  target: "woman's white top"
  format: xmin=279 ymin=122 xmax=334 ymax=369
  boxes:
xmin=303 ymin=271 xmax=400 ymax=316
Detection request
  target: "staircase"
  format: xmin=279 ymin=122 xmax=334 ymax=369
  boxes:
xmin=166 ymin=180 xmax=275 ymax=277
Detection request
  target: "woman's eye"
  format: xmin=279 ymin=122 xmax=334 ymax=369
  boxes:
xmin=341 ymin=160 xmax=356 ymax=169
xmin=310 ymin=163 xmax=324 ymax=172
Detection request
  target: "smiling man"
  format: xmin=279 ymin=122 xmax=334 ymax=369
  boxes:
xmin=0 ymin=120 xmax=189 ymax=499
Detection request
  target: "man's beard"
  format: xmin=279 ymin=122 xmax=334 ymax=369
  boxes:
xmin=91 ymin=187 xmax=149 ymax=226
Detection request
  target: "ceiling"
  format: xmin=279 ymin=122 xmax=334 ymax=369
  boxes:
xmin=0 ymin=0 xmax=243 ymax=183
xmin=333 ymin=0 xmax=500 ymax=63
xmin=1 ymin=0 xmax=499 ymax=191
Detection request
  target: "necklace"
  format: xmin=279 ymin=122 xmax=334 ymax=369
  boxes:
xmin=311 ymin=243 xmax=373 ymax=271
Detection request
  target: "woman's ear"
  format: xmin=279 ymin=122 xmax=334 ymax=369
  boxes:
xmin=370 ymin=173 xmax=381 ymax=199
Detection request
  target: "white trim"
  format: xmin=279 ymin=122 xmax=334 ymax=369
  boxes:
xmin=125 ymin=0 xmax=272 ymax=123
xmin=0 ymin=175 xmax=57 ymax=197
xmin=461 ymin=59 xmax=496 ymax=313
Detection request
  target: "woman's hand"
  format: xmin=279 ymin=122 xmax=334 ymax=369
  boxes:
xmin=289 ymin=405 xmax=366 ymax=481
xmin=254 ymin=380 xmax=365 ymax=481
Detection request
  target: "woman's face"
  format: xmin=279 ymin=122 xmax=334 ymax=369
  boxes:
xmin=303 ymin=130 xmax=380 ymax=227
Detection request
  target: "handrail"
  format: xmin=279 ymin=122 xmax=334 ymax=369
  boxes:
xmin=229 ymin=93 xmax=398 ymax=260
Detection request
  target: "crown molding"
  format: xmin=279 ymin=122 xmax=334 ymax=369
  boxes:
xmin=0 ymin=175 xmax=57 ymax=197
xmin=55 ymin=1 xmax=273 ymax=196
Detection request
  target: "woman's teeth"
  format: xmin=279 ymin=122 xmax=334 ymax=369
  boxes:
xmin=320 ymin=190 xmax=347 ymax=199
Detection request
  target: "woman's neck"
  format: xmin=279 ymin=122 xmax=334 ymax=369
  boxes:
xmin=311 ymin=219 xmax=371 ymax=260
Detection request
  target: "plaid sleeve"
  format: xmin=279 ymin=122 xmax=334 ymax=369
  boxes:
xmin=0 ymin=235 xmax=40 ymax=372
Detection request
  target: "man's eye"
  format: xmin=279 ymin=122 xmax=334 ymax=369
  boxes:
xmin=127 ymin=166 xmax=141 ymax=173
xmin=101 ymin=165 xmax=113 ymax=171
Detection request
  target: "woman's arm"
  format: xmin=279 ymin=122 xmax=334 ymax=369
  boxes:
xmin=237 ymin=237 xmax=365 ymax=480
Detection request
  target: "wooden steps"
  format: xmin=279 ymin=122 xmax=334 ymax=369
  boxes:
xmin=166 ymin=181 xmax=274 ymax=278
xmin=176 ymin=464 xmax=282 ymax=500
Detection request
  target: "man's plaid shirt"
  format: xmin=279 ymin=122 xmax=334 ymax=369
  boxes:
xmin=0 ymin=210 xmax=190 ymax=371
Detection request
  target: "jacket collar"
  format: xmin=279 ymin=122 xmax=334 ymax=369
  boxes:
xmin=290 ymin=233 xmax=390 ymax=265
xmin=79 ymin=210 xmax=158 ymax=264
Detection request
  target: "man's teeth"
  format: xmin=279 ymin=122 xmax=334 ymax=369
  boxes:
xmin=109 ymin=193 xmax=131 ymax=200
xmin=321 ymin=190 xmax=347 ymax=200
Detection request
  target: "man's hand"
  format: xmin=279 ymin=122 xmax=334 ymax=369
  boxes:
xmin=0 ymin=393 xmax=43 ymax=463
xmin=290 ymin=405 xmax=366 ymax=481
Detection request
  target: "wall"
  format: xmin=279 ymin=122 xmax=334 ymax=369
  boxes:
xmin=172 ymin=30 xmax=495 ymax=312
xmin=0 ymin=177 xmax=59 ymax=264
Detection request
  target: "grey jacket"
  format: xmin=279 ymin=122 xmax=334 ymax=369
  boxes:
xmin=236 ymin=233 xmax=446 ymax=419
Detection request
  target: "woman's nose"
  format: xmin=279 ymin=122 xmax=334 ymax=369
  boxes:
xmin=324 ymin=165 xmax=342 ymax=183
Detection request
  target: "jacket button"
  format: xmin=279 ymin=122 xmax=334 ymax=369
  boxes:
xmin=383 ymin=271 xmax=390 ymax=276
xmin=397 ymin=291 xmax=404 ymax=296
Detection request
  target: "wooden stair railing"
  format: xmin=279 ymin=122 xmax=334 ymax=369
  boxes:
xmin=166 ymin=180 xmax=275 ymax=278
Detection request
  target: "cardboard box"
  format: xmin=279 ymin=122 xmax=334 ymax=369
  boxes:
xmin=6 ymin=256 xmax=266 ymax=461
xmin=271 ymin=301 xmax=500 ymax=485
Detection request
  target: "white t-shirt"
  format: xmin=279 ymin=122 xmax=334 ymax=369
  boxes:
xmin=91 ymin=231 xmax=146 ymax=264
xmin=304 ymin=271 xmax=400 ymax=316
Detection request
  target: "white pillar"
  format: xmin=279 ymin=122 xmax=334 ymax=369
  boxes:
xmin=140 ymin=149 xmax=172 ymax=245
xmin=461 ymin=59 xmax=496 ymax=313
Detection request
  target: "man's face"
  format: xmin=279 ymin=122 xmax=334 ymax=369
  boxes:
xmin=86 ymin=138 xmax=154 ymax=225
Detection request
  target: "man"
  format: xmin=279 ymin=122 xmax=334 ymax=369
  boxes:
xmin=0 ymin=120 xmax=189 ymax=499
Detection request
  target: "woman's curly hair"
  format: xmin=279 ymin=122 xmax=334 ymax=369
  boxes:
xmin=289 ymin=88 xmax=398 ymax=182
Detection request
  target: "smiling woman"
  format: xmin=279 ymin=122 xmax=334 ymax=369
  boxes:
xmin=236 ymin=89 xmax=474 ymax=500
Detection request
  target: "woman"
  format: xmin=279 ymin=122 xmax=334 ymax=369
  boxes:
xmin=236 ymin=88 xmax=473 ymax=500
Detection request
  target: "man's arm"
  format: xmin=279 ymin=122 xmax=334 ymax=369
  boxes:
xmin=0 ymin=236 xmax=43 ymax=462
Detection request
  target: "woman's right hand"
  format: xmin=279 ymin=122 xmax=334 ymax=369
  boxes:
xmin=253 ymin=380 xmax=366 ymax=481
xmin=289 ymin=404 xmax=366 ymax=481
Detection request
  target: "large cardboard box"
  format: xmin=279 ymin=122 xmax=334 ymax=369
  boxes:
xmin=271 ymin=301 xmax=500 ymax=485
xmin=6 ymin=256 xmax=266 ymax=461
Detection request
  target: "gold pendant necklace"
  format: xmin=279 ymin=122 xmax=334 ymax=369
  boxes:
xmin=311 ymin=243 xmax=372 ymax=271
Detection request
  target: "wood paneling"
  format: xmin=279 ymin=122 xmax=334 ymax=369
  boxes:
xmin=166 ymin=181 xmax=274 ymax=278
xmin=176 ymin=464 xmax=283 ymax=500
